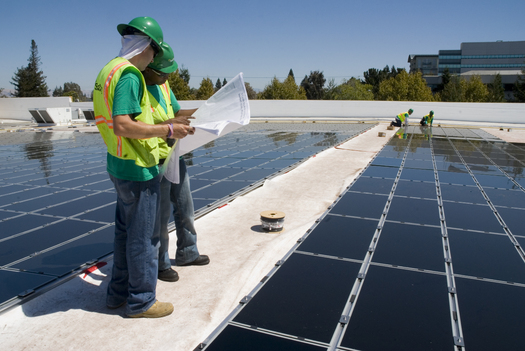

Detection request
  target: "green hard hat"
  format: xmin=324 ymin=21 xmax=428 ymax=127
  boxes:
xmin=408 ymin=108 xmax=414 ymax=114
xmin=117 ymin=16 xmax=164 ymax=54
xmin=148 ymin=42 xmax=178 ymax=74
xmin=430 ymin=110 xmax=434 ymax=115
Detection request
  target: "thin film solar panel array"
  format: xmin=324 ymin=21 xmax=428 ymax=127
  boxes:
xmin=0 ymin=123 xmax=373 ymax=310
xmin=199 ymin=126 xmax=525 ymax=351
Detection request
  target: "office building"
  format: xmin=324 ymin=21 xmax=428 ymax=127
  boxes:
xmin=408 ymin=40 xmax=525 ymax=99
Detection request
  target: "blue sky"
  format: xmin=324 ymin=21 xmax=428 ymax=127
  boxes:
xmin=1 ymin=0 xmax=523 ymax=95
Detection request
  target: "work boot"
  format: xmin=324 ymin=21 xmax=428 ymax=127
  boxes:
xmin=128 ymin=301 xmax=174 ymax=318
xmin=158 ymin=268 xmax=179 ymax=282
xmin=178 ymin=255 xmax=210 ymax=267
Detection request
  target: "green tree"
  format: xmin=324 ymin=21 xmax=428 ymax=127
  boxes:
xmin=259 ymin=75 xmax=307 ymax=100
xmin=283 ymin=75 xmax=306 ymax=99
xmin=364 ymin=65 xmax=404 ymax=99
xmin=52 ymin=86 xmax=64 ymax=97
xmin=54 ymin=82 xmax=86 ymax=101
xmin=63 ymin=91 xmax=79 ymax=101
xmin=179 ymin=65 xmax=190 ymax=84
xmin=300 ymin=71 xmax=326 ymax=100
xmin=288 ymin=69 xmax=295 ymax=80
xmin=513 ymin=68 xmax=525 ymax=102
xmin=215 ymin=78 xmax=222 ymax=92
xmin=487 ymin=73 xmax=505 ymax=102
xmin=222 ymin=78 xmax=227 ymax=86
xmin=244 ymin=82 xmax=257 ymax=100
xmin=323 ymin=79 xmax=339 ymax=100
xmin=363 ymin=68 xmax=382 ymax=98
xmin=441 ymin=75 xmax=462 ymax=102
xmin=196 ymin=77 xmax=214 ymax=100
xmin=64 ymin=82 xmax=86 ymax=101
xmin=436 ymin=67 xmax=451 ymax=94
xmin=462 ymin=75 xmax=488 ymax=102
xmin=258 ymin=77 xmax=281 ymax=99
xmin=407 ymin=71 xmax=435 ymax=101
xmin=377 ymin=71 xmax=434 ymax=101
xmin=334 ymin=78 xmax=374 ymax=100
xmin=11 ymin=40 xmax=48 ymax=97
xmin=168 ymin=69 xmax=194 ymax=100
xmin=442 ymin=75 xmax=489 ymax=102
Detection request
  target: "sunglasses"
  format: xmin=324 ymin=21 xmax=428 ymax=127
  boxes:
xmin=150 ymin=67 xmax=169 ymax=78
xmin=150 ymin=42 xmax=160 ymax=58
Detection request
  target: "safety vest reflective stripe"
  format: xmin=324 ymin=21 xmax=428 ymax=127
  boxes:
xmin=397 ymin=112 xmax=408 ymax=122
xmin=100 ymin=62 xmax=130 ymax=157
xmin=95 ymin=115 xmax=118 ymax=153
xmin=95 ymin=115 xmax=113 ymax=128
xmin=161 ymin=83 xmax=170 ymax=104
xmin=103 ymin=62 xmax=130 ymax=117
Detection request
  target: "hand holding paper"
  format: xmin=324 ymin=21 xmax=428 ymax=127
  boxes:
xmin=171 ymin=115 xmax=195 ymax=126
xmin=169 ymin=123 xmax=195 ymax=139
xmin=161 ymin=72 xmax=251 ymax=183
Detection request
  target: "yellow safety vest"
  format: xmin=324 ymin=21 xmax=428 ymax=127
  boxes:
xmin=93 ymin=57 xmax=159 ymax=168
xmin=423 ymin=114 xmax=434 ymax=125
xmin=397 ymin=112 xmax=409 ymax=123
xmin=149 ymin=81 xmax=176 ymax=159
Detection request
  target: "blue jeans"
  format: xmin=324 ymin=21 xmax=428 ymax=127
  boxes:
xmin=107 ymin=174 xmax=161 ymax=316
xmin=159 ymin=158 xmax=200 ymax=269
xmin=391 ymin=117 xmax=402 ymax=127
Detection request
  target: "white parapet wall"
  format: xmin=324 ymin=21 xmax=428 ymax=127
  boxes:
xmin=179 ymin=100 xmax=525 ymax=126
xmin=2 ymin=98 xmax=524 ymax=127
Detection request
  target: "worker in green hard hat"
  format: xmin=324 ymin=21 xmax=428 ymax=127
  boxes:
xmin=420 ymin=110 xmax=435 ymax=126
xmin=93 ymin=16 xmax=194 ymax=319
xmin=117 ymin=16 xmax=164 ymax=57
xmin=390 ymin=108 xmax=413 ymax=127
xmin=142 ymin=43 xmax=208 ymax=284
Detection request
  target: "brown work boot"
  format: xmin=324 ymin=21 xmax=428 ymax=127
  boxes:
xmin=128 ymin=301 xmax=174 ymax=318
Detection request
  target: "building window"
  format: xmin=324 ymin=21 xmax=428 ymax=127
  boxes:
xmin=439 ymin=54 xmax=525 ymax=60
xmin=439 ymin=64 xmax=525 ymax=69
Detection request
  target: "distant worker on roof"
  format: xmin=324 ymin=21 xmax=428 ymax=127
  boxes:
xmin=420 ymin=110 xmax=435 ymax=126
xmin=141 ymin=42 xmax=210 ymax=284
xmin=390 ymin=109 xmax=413 ymax=127
xmin=93 ymin=16 xmax=194 ymax=319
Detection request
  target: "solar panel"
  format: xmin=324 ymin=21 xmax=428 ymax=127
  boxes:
xmin=454 ymin=277 xmax=525 ymax=350
xmin=343 ymin=265 xmax=453 ymax=350
xmin=199 ymin=127 xmax=525 ymax=350
xmin=202 ymin=325 xmax=327 ymax=351
xmin=233 ymin=253 xmax=361 ymax=343
xmin=297 ymin=216 xmax=379 ymax=260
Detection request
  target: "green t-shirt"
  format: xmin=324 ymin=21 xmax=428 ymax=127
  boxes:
xmin=170 ymin=90 xmax=181 ymax=115
xmin=107 ymin=70 xmax=159 ymax=181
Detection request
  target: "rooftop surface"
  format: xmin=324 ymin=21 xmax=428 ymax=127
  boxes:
xmin=0 ymin=121 xmax=524 ymax=350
